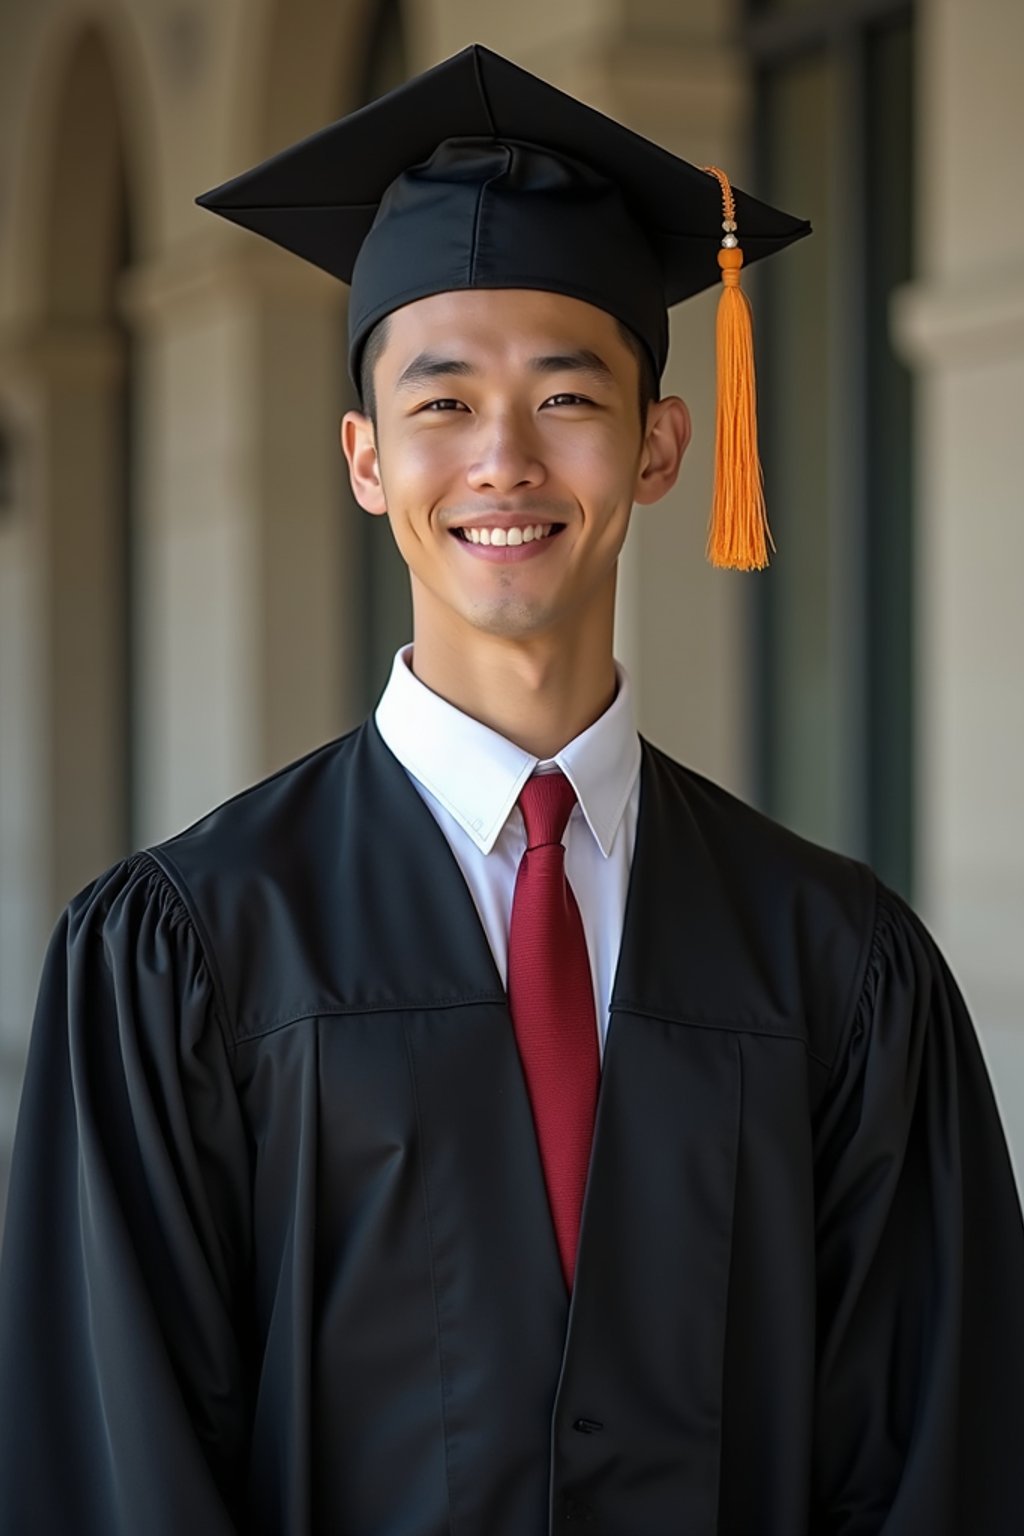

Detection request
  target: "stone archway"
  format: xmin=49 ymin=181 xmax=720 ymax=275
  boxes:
xmin=0 ymin=10 xmax=154 ymax=945
xmin=0 ymin=13 xmax=151 ymax=1225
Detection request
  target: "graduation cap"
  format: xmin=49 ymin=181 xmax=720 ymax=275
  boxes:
xmin=197 ymin=43 xmax=810 ymax=570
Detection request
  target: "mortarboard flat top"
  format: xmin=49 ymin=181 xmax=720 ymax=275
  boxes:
xmin=197 ymin=43 xmax=810 ymax=389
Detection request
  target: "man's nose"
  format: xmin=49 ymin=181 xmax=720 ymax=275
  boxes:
xmin=466 ymin=418 xmax=546 ymax=494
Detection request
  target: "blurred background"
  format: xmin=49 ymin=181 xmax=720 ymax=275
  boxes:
xmin=1 ymin=0 xmax=1022 ymax=1225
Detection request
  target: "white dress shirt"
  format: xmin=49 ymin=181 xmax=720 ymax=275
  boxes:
xmin=374 ymin=645 xmax=642 ymax=1057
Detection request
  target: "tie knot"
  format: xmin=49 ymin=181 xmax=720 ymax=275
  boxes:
xmin=518 ymin=770 xmax=578 ymax=851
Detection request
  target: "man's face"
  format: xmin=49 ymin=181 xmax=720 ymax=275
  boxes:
xmin=342 ymin=288 xmax=687 ymax=648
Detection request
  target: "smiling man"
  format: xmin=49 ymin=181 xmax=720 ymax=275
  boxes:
xmin=344 ymin=288 xmax=689 ymax=764
xmin=1 ymin=42 xmax=1023 ymax=1536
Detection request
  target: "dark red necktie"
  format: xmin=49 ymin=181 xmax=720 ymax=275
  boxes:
xmin=507 ymin=771 xmax=600 ymax=1290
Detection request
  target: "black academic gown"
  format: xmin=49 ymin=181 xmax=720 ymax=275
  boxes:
xmin=1 ymin=719 xmax=1022 ymax=1535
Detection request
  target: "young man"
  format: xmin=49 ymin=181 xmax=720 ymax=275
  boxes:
xmin=1 ymin=43 xmax=1022 ymax=1536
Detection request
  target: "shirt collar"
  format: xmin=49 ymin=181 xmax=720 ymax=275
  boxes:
xmin=374 ymin=644 xmax=641 ymax=857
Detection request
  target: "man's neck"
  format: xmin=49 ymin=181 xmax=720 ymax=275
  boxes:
xmin=408 ymin=624 xmax=618 ymax=761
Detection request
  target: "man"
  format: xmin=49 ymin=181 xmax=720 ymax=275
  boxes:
xmin=1 ymin=42 xmax=1022 ymax=1536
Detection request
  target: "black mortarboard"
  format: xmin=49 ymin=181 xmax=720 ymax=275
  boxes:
xmin=197 ymin=43 xmax=811 ymax=570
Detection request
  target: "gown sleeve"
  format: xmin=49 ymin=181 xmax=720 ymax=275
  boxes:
xmin=0 ymin=854 xmax=253 ymax=1535
xmin=812 ymin=880 xmax=1024 ymax=1535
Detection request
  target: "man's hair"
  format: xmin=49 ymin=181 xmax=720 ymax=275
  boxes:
xmin=613 ymin=319 xmax=660 ymax=428
xmin=358 ymin=314 xmax=393 ymax=426
xmin=357 ymin=310 xmax=659 ymax=427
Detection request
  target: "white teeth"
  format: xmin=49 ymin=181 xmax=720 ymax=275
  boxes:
xmin=462 ymin=523 xmax=556 ymax=545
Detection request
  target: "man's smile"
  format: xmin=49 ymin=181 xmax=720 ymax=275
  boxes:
xmin=449 ymin=522 xmax=568 ymax=560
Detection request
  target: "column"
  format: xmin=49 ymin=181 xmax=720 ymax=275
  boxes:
xmin=122 ymin=233 xmax=356 ymax=846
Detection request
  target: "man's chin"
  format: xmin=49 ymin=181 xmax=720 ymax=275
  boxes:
xmin=461 ymin=596 xmax=562 ymax=641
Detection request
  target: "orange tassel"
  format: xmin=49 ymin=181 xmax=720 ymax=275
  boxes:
xmin=704 ymin=168 xmax=774 ymax=571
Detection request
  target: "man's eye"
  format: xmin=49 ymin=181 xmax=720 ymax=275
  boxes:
xmin=544 ymin=394 xmax=592 ymax=407
xmin=420 ymin=399 xmax=467 ymax=412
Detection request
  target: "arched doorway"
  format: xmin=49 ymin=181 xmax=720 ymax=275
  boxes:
xmin=0 ymin=17 xmax=145 ymax=1229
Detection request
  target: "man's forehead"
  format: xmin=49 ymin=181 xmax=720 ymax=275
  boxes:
xmin=381 ymin=288 xmax=628 ymax=371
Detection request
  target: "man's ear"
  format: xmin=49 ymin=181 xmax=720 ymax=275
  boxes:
xmin=633 ymin=396 xmax=691 ymax=507
xmin=340 ymin=410 xmax=388 ymax=516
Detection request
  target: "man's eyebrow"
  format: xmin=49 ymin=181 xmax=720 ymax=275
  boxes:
xmin=529 ymin=349 xmax=615 ymax=383
xmin=395 ymin=353 xmax=477 ymax=391
xmin=394 ymin=347 xmax=616 ymax=392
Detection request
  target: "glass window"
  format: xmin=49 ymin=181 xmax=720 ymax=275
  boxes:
xmin=750 ymin=0 xmax=915 ymax=896
xmin=758 ymin=50 xmax=838 ymax=848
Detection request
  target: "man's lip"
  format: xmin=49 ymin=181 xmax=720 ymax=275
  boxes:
xmin=452 ymin=526 xmax=566 ymax=561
